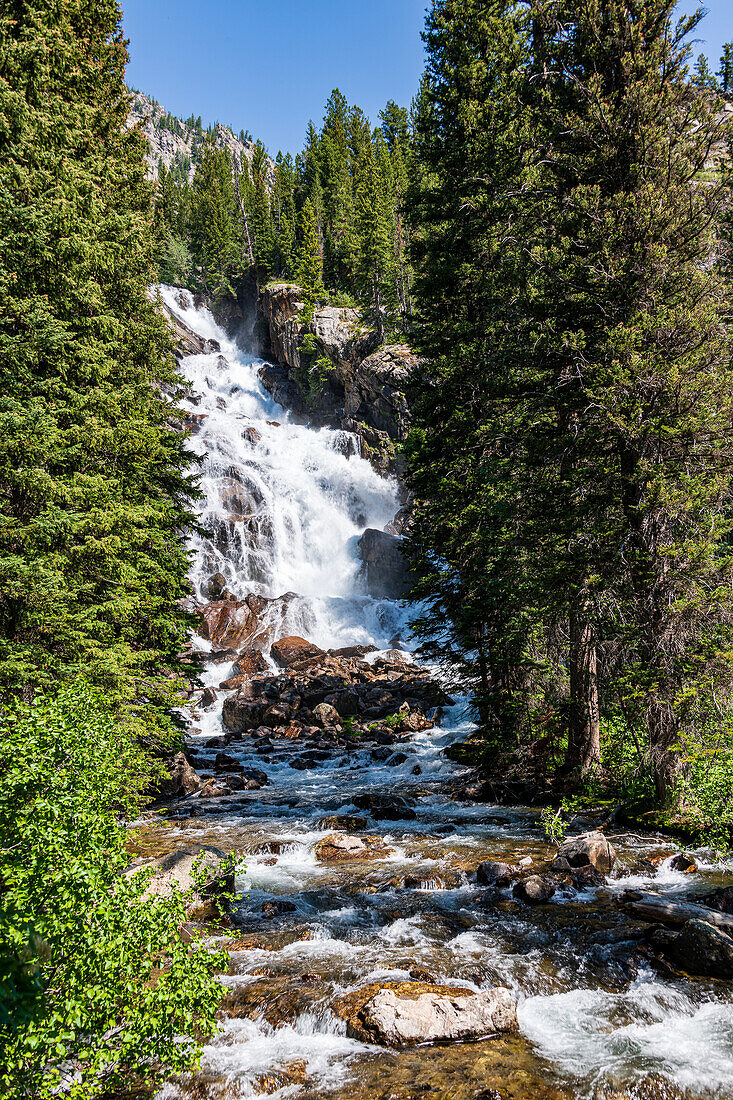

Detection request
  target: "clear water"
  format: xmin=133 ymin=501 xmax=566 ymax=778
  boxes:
xmin=152 ymin=287 xmax=733 ymax=1100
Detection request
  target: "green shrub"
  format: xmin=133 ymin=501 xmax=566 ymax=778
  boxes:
xmin=0 ymin=684 xmax=225 ymax=1099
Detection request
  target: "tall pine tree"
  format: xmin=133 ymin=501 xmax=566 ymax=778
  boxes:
xmin=0 ymin=0 xmax=197 ymax=721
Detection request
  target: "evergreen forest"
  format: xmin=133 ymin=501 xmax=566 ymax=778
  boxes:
xmin=4 ymin=0 xmax=733 ymax=1097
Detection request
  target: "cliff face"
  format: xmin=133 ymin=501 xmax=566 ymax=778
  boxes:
xmin=126 ymin=90 xmax=265 ymax=183
xmin=257 ymin=284 xmax=418 ymax=478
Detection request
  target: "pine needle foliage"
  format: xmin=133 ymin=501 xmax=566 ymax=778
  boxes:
xmin=0 ymin=0 xmax=197 ymax=725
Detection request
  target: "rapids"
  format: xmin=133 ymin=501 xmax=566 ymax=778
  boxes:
xmin=150 ymin=286 xmax=733 ymax=1100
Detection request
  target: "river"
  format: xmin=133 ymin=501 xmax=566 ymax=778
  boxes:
xmin=148 ymin=286 xmax=733 ymax=1100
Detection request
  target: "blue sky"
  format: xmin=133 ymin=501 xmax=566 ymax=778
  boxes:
xmin=121 ymin=0 xmax=732 ymax=156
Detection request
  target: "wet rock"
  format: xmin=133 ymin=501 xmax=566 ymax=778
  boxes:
xmin=214 ymin=751 xmax=242 ymax=771
xmin=241 ymin=425 xmax=262 ymax=446
xmin=387 ymin=751 xmax=409 ymax=766
xmin=262 ymin=899 xmax=297 ymax=919
xmin=353 ymin=793 xmax=417 ymax=821
xmin=126 ymin=845 xmax=234 ymax=919
xmin=199 ymin=593 xmax=271 ymax=649
xmin=271 ymin=635 xmax=325 ymax=669
xmin=701 ymin=885 xmax=733 ymax=914
xmin=199 ymin=686 xmax=217 ymax=708
xmin=205 ymin=571 xmax=227 ymax=599
xmin=668 ymin=851 xmax=698 ymax=873
xmin=242 ymin=767 xmax=268 ymax=787
xmin=263 ymin=703 xmax=292 ymax=726
xmin=513 ymin=875 xmax=556 ymax=905
xmin=357 ymin=528 xmax=410 ymax=599
xmin=233 ymin=646 xmax=268 ymax=678
xmin=329 ymin=644 xmax=378 ymax=659
xmin=620 ymin=857 xmax=658 ymax=878
xmin=318 ymin=814 xmax=368 ymax=831
xmin=569 ymin=865 xmax=606 ymax=890
xmin=552 ymin=830 xmax=616 ymax=875
xmin=313 ymin=701 xmax=341 ymax=727
xmin=150 ymin=752 xmax=200 ymax=800
xmin=333 ymin=980 xmax=517 ymax=1046
xmin=476 ymin=861 xmax=513 ymax=888
xmin=670 ymin=918 xmax=733 ymax=977
xmin=399 ymin=713 xmax=431 ymax=733
xmin=314 ymin=832 xmax=392 ymax=862
xmin=403 ymin=869 xmax=464 ymax=890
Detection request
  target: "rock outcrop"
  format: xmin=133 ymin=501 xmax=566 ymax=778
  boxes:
xmin=127 ymin=90 xmax=266 ymax=184
xmin=221 ymin=642 xmax=448 ymax=736
xmin=258 ymin=283 xmax=418 ymax=476
xmin=150 ymin=752 xmax=201 ymax=800
xmin=333 ymin=981 xmax=517 ymax=1046
xmin=357 ymin=528 xmax=410 ymax=600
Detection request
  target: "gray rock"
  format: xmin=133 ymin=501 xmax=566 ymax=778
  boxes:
xmin=553 ymin=830 xmax=616 ymax=875
xmin=358 ymin=528 xmax=410 ymax=600
xmin=126 ymin=845 xmax=234 ymax=919
xmin=313 ymin=701 xmax=341 ymax=727
xmin=513 ymin=875 xmax=556 ymax=905
xmin=336 ymin=981 xmax=517 ymax=1046
xmin=476 ymin=861 xmax=513 ymax=888
xmin=152 ymin=752 xmax=200 ymax=799
xmin=671 ymin=918 xmax=733 ymax=977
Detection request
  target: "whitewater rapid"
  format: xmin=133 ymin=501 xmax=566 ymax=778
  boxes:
xmin=155 ymin=286 xmax=733 ymax=1100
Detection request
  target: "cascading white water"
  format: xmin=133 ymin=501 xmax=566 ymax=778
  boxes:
xmin=159 ymin=284 xmax=411 ymax=652
xmin=157 ymin=285 xmax=733 ymax=1100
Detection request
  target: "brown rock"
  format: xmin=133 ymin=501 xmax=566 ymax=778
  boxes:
xmin=476 ymin=861 xmax=513 ymax=888
xmin=318 ymin=814 xmax=368 ymax=831
xmin=152 ymin=752 xmax=200 ymax=800
xmin=669 ymin=852 xmax=698 ymax=873
xmin=314 ymin=832 xmax=392 ymax=862
xmin=513 ymin=875 xmax=556 ymax=905
xmin=271 ymin=635 xmax=326 ymax=669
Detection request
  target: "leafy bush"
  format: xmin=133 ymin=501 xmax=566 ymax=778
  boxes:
xmin=0 ymin=685 xmax=224 ymax=1099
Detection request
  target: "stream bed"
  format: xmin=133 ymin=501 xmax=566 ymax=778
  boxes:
xmin=146 ymin=288 xmax=733 ymax=1100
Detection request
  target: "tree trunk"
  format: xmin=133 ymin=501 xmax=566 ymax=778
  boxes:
xmin=232 ymin=153 xmax=255 ymax=267
xmin=566 ymin=606 xmax=601 ymax=775
xmin=648 ymin=693 xmax=682 ymax=804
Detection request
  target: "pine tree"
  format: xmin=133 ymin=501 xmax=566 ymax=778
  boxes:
xmin=354 ymin=134 xmax=397 ymax=342
xmin=693 ymin=52 xmax=716 ymax=89
xmin=719 ymin=43 xmax=733 ymax=94
xmin=272 ymin=152 xmax=297 ymax=277
xmin=529 ymin=0 xmax=733 ymax=799
xmin=0 ymin=0 xmax=197 ymax=719
xmin=321 ymin=89 xmax=357 ymax=289
xmin=295 ymin=198 xmax=325 ymax=305
xmin=380 ymin=101 xmax=414 ymax=325
xmin=408 ymin=0 xmax=733 ymax=799
xmin=405 ymin=0 xmax=541 ymax=741
xmin=190 ymin=140 xmax=243 ymax=298
xmin=249 ymin=140 xmax=276 ymax=275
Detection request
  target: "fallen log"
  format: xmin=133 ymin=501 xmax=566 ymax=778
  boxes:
xmin=619 ymin=890 xmax=733 ymax=934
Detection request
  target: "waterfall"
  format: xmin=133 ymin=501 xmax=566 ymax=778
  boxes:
xmin=158 ymin=284 xmax=412 ymax=654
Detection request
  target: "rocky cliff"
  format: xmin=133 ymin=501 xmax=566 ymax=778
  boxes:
xmin=257 ymin=283 xmax=418 ymax=479
xmin=127 ymin=90 xmax=266 ymax=183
